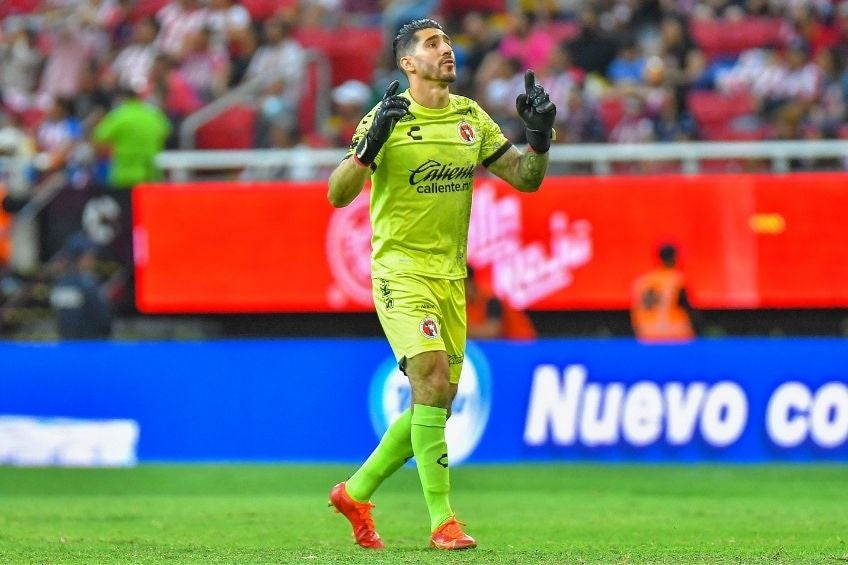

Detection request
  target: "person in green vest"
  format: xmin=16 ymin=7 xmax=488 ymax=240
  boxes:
xmin=92 ymin=85 xmax=171 ymax=315
xmin=92 ymin=86 xmax=172 ymax=189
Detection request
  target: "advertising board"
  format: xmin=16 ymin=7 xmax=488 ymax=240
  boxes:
xmin=2 ymin=339 xmax=845 ymax=464
xmin=133 ymin=173 xmax=848 ymax=312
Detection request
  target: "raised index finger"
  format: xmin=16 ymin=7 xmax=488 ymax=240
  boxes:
xmin=384 ymin=80 xmax=400 ymax=99
xmin=524 ymin=70 xmax=536 ymax=96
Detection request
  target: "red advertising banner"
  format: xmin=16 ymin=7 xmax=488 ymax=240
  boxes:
xmin=133 ymin=172 xmax=848 ymax=313
xmin=0 ymin=184 xmax=11 ymax=265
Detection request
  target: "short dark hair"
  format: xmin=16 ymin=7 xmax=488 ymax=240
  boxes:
xmin=393 ymin=18 xmax=444 ymax=68
xmin=659 ymin=244 xmax=677 ymax=265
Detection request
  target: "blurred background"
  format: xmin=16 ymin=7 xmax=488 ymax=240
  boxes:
xmin=2 ymin=0 xmax=848 ymax=340
xmin=0 ymin=0 xmax=846 ymax=467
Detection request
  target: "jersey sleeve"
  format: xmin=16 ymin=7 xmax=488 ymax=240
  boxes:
xmin=474 ymin=102 xmax=511 ymax=166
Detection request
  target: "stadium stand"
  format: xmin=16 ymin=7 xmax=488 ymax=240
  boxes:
xmin=195 ymin=104 xmax=256 ymax=149
xmin=689 ymin=16 xmax=783 ymax=61
xmin=596 ymin=95 xmax=626 ymax=138
xmin=1 ymin=0 xmax=847 ymax=339
xmin=2 ymin=0 xmax=845 ymax=150
xmin=687 ymin=90 xmax=756 ymax=127
xmin=294 ymin=25 xmax=383 ymax=87
xmin=0 ymin=0 xmax=41 ymax=18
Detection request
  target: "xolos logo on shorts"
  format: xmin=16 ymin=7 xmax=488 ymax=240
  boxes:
xmin=369 ymin=343 xmax=493 ymax=465
xmin=419 ymin=316 xmax=439 ymax=339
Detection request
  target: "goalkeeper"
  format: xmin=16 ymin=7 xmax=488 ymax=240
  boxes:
xmin=326 ymin=18 xmax=556 ymax=551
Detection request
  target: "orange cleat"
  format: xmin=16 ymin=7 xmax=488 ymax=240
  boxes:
xmin=328 ymin=482 xmax=384 ymax=549
xmin=430 ymin=516 xmax=477 ymax=550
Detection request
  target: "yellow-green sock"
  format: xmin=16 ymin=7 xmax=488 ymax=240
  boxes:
xmin=345 ymin=409 xmax=413 ymax=502
xmin=411 ymin=403 xmax=453 ymax=531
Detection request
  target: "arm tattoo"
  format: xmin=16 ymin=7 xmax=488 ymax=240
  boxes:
xmin=487 ymin=146 xmax=549 ymax=192
xmin=516 ymin=150 xmax=549 ymax=191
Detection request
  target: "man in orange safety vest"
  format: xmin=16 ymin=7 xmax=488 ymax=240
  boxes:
xmin=631 ymin=244 xmax=699 ymax=342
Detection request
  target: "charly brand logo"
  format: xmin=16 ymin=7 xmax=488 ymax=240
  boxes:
xmin=369 ymin=343 xmax=492 ymax=465
xmin=406 ymin=125 xmax=423 ymax=140
xmin=468 ymin=183 xmax=593 ymax=309
xmin=325 ymin=192 xmax=373 ymax=308
xmin=419 ymin=316 xmax=439 ymax=339
xmin=457 ymin=121 xmax=476 ymax=144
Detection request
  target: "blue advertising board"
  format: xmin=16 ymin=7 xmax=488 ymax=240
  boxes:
xmin=1 ymin=339 xmax=846 ymax=463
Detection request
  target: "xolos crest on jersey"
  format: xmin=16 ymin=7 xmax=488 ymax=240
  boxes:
xmin=457 ymin=121 xmax=476 ymax=144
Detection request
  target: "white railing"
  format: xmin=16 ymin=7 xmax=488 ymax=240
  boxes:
xmin=155 ymin=140 xmax=848 ymax=181
xmin=547 ymin=139 xmax=848 ymax=175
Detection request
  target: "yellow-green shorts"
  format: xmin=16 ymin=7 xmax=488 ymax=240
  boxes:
xmin=373 ymin=273 xmax=466 ymax=384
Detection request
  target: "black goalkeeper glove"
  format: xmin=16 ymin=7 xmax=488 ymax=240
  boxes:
xmin=354 ymin=80 xmax=410 ymax=166
xmin=515 ymin=70 xmax=556 ymax=154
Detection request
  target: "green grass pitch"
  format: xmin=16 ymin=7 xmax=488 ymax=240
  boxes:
xmin=0 ymin=464 xmax=846 ymax=564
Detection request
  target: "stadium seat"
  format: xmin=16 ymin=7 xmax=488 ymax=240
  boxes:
xmin=18 ymin=107 xmax=46 ymax=130
xmin=241 ymin=0 xmax=295 ymax=21
xmin=295 ymin=26 xmax=383 ymax=86
xmin=544 ymin=20 xmax=580 ymax=43
xmin=690 ymin=17 xmax=782 ymax=60
xmin=298 ymin=51 xmax=325 ymax=135
xmin=0 ymin=0 xmax=41 ymax=18
xmin=597 ymin=96 xmax=626 ymax=137
xmin=698 ymin=123 xmax=770 ymax=141
xmin=131 ymin=0 xmax=169 ymax=20
xmin=687 ymin=90 xmax=756 ymax=127
xmin=132 ymin=0 xmax=294 ymax=21
xmin=195 ymin=105 xmax=257 ymax=149
xmin=441 ymin=0 xmax=507 ymax=18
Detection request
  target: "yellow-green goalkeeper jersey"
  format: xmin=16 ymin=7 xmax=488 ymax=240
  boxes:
xmin=347 ymin=90 xmax=511 ymax=280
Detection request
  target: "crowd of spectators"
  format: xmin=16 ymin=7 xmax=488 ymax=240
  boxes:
xmin=2 ymin=0 xmax=847 ymax=156
xmin=1 ymin=0 xmax=848 ymax=336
